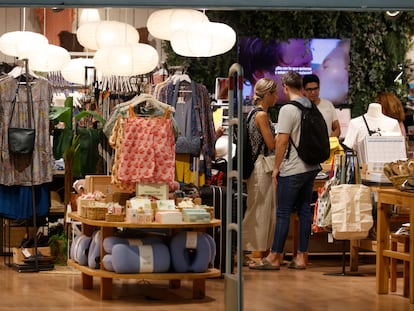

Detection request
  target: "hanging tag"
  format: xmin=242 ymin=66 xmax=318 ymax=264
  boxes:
xmin=138 ymin=245 xmax=154 ymax=273
xmin=185 ymin=231 xmax=198 ymax=249
xmin=328 ymin=233 xmax=334 ymax=243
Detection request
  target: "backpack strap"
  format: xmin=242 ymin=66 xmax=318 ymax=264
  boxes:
xmin=284 ymin=100 xmax=304 ymax=160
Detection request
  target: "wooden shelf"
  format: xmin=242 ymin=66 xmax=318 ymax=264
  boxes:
xmin=68 ymin=259 xmax=221 ymax=280
xmin=69 ymin=212 xmax=221 ymax=229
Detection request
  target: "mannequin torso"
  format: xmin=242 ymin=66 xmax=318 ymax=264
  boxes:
xmin=343 ymin=103 xmax=402 ymax=150
xmin=366 ymin=103 xmax=383 ymax=118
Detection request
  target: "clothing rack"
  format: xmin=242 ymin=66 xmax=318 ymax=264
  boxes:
xmin=24 ymin=58 xmax=39 ymax=272
xmin=7 ymin=59 xmax=40 ymax=272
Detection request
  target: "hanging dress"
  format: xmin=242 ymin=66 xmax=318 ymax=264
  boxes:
xmin=0 ymin=76 xmax=53 ymax=219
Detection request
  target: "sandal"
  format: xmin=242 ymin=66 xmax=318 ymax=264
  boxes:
xmin=287 ymin=259 xmax=306 ymax=270
xmin=242 ymin=255 xmax=254 ymax=267
xmin=249 ymin=258 xmax=280 ymax=270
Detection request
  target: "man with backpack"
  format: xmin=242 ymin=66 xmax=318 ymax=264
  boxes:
xmin=250 ymin=71 xmax=323 ymax=270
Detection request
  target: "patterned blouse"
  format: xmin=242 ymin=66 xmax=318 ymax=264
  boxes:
xmin=248 ymin=108 xmax=275 ymax=161
xmin=0 ymin=76 xmax=53 ymax=186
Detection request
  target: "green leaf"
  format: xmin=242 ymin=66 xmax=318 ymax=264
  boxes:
xmin=49 ymin=106 xmax=71 ymax=120
xmin=74 ymin=110 xmax=106 ymax=125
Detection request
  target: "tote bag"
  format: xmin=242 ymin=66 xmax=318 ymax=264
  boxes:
xmin=329 ymin=183 xmax=373 ymax=240
xmin=312 ymin=152 xmax=343 ymax=233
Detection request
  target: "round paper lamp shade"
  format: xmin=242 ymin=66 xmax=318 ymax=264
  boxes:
xmin=29 ymin=44 xmax=70 ymax=72
xmin=79 ymin=9 xmax=101 ymax=26
xmin=171 ymin=22 xmax=236 ymax=57
xmin=93 ymin=43 xmax=159 ymax=76
xmin=147 ymin=9 xmax=209 ymax=41
xmin=61 ymin=58 xmax=95 ymax=85
xmin=77 ymin=21 xmax=139 ymax=51
xmin=0 ymin=31 xmax=48 ymax=57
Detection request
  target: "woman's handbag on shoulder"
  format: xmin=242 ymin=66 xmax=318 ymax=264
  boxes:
xmin=262 ymin=154 xmax=275 ymax=174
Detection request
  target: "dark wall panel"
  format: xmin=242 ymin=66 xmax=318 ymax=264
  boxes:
xmin=0 ymin=0 xmax=411 ymax=10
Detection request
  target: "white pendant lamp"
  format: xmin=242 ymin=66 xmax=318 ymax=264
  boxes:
xmin=147 ymin=9 xmax=209 ymax=41
xmin=28 ymin=44 xmax=70 ymax=72
xmin=78 ymin=8 xmax=101 ymax=26
xmin=0 ymin=31 xmax=48 ymax=58
xmin=171 ymin=22 xmax=236 ymax=57
xmin=93 ymin=43 xmax=159 ymax=76
xmin=76 ymin=21 xmax=139 ymax=51
xmin=61 ymin=58 xmax=95 ymax=85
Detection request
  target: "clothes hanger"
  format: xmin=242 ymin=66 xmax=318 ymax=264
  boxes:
xmin=8 ymin=60 xmax=41 ymax=80
xmin=169 ymin=66 xmax=191 ymax=85
xmin=171 ymin=73 xmax=191 ymax=84
xmin=119 ymin=93 xmax=175 ymax=113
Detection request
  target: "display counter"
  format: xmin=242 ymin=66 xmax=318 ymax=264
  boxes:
xmin=68 ymin=212 xmax=221 ymax=300
xmin=376 ymin=189 xmax=414 ymax=303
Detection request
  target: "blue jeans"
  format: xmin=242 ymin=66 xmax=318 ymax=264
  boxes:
xmin=270 ymin=169 xmax=319 ymax=254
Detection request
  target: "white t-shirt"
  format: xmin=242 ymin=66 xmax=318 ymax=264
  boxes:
xmin=343 ymin=114 xmax=402 ymax=150
xmin=277 ymin=98 xmax=321 ymax=176
xmin=317 ymin=98 xmax=338 ymax=136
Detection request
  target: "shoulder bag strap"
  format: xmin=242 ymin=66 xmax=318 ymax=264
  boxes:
xmin=285 ymin=101 xmax=303 ymax=160
xmin=8 ymin=86 xmax=19 ymax=128
xmin=8 ymin=81 xmax=34 ymax=130
xmin=362 ymin=115 xmax=376 ymax=136
xmin=25 ymin=77 xmax=34 ymax=130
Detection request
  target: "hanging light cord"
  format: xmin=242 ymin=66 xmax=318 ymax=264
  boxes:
xmin=22 ymin=7 xmax=26 ymax=31
xmin=43 ymin=8 xmax=46 ymax=35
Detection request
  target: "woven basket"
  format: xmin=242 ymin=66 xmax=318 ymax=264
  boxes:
xmin=86 ymin=207 xmax=108 ymax=220
xmin=78 ymin=199 xmax=106 ymax=218
xmin=388 ymin=175 xmax=409 ymax=189
xmin=105 ymin=213 xmax=125 ymax=222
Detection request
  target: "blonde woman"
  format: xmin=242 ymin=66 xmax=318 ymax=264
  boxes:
xmin=242 ymin=78 xmax=278 ymax=265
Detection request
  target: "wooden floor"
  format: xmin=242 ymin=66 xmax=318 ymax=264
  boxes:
xmin=0 ymin=255 xmax=413 ymax=311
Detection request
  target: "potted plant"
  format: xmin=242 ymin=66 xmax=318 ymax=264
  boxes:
xmin=48 ymin=231 xmax=68 ymax=265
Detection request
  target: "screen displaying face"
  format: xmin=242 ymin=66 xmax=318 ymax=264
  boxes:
xmin=238 ymin=37 xmax=350 ymax=105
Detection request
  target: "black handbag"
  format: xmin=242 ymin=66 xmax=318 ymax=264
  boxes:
xmin=175 ymin=136 xmax=201 ymax=155
xmin=8 ymin=81 xmax=35 ymax=155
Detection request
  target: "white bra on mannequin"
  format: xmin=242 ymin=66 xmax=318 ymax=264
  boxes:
xmin=365 ymin=103 xmax=383 ymax=118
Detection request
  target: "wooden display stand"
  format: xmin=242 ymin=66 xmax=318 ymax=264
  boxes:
xmin=376 ymin=189 xmax=414 ymax=303
xmin=68 ymin=212 xmax=221 ymax=300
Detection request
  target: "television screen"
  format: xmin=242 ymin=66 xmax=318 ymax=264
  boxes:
xmin=238 ymin=37 xmax=351 ymax=106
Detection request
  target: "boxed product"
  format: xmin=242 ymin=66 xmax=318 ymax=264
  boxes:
xmin=156 ymin=199 xmax=176 ymax=211
xmin=155 ymin=210 xmax=182 ymax=224
xmin=85 ymin=175 xmax=132 ymax=202
xmin=126 ymin=207 xmax=153 ymax=224
xmin=129 ymin=198 xmax=152 ymax=210
xmin=136 ymin=183 xmax=169 ymax=200
xmin=13 ymin=246 xmax=51 ymax=265
xmin=182 ymin=208 xmax=211 ymax=223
